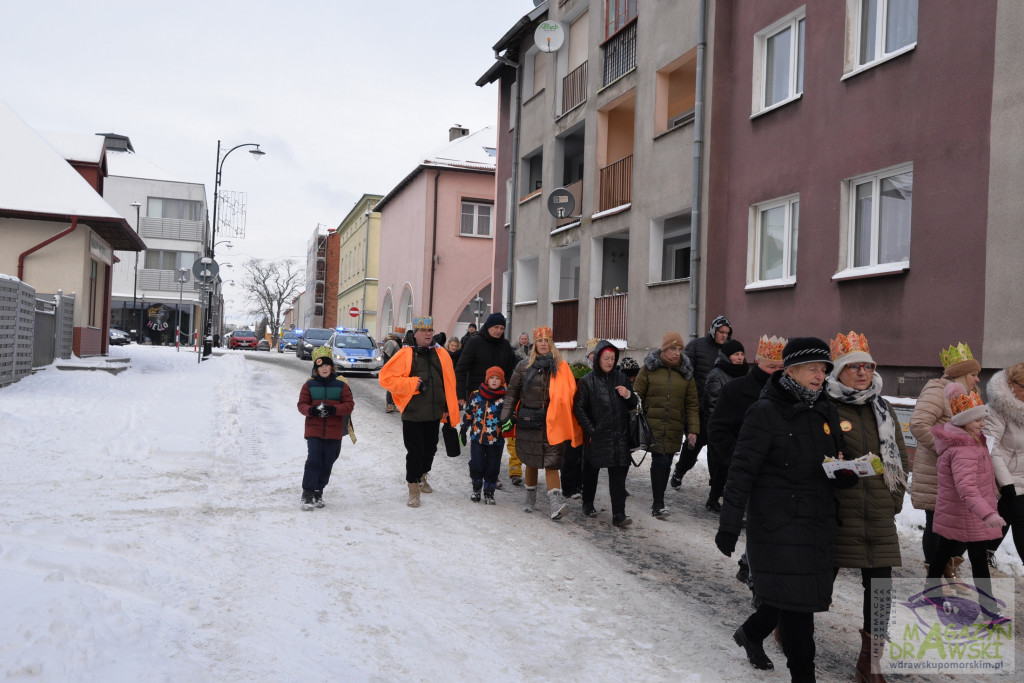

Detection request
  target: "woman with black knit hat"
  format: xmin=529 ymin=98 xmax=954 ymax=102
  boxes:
xmin=716 ymin=337 xmax=854 ymax=679
xmin=701 ymin=338 xmax=748 ymax=513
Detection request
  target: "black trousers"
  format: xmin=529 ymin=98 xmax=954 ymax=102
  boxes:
xmin=742 ymin=605 xmax=816 ymax=680
xmin=402 ymin=420 xmax=439 ymax=484
xmin=707 ymin=445 xmax=729 ymax=501
xmin=302 ymin=437 xmax=341 ymax=491
xmin=561 ymin=444 xmax=584 ymax=496
xmin=582 ymin=464 xmax=629 ymax=515
xmin=987 ymin=495 xmax=1024 ymax=560
xmin=834 ymin=565 xmax=893 ymax=635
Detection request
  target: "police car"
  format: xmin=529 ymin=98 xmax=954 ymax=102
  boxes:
xmin=326 ymin=328 xmax=384 ymax=375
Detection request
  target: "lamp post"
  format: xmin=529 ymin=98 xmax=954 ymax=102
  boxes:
xmin=176 ymin=268 xmax=188 ymax=351
xmin=130 ymin=201 xmax=141 ymax=341
xmin=199 ymin=140 xmax=265 ymax=362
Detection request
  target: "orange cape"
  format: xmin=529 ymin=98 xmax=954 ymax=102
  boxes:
xmin=378 ymin=346 xmax=460 ymax=427
xmin=546 ymin=361 xmax=583 ymax=447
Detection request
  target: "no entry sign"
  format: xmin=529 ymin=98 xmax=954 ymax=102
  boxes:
xmin=349 ymin=307 xmax=359 ymax=318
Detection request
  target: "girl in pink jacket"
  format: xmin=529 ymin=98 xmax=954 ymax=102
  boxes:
xmin=925 ymin=384 xmax=1004 ymax=602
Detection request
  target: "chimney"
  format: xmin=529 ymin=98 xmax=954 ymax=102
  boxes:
xmin=449 ymin=124 xmax=469 ymax=141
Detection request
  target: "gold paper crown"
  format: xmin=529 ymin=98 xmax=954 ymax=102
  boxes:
xmin=950 ymin=390 xmax=984 ymax=416
xmin=756 ymin=335 xmax=787 ymax=361
xmin=585 ymin=337 xmax=600 ymax=352
xmin=940 ymin=342 xmax=974 ymax=370
xmin=830 ymin=331 xmax=871 ymax=363
xmin=533 ymin=326 xmax=553 ymax=342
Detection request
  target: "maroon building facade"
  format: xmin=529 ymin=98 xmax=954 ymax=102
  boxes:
xmin=707 ymin=1 xmax=1001 ymax=391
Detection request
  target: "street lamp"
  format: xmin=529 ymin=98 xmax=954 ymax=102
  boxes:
xmin=176 ymin=268 xmax=188 ymax=351
xmin=130 ymin=201 xmax=141 ymax=341
xmin=199 ymin=140 xmax=265 ymax=362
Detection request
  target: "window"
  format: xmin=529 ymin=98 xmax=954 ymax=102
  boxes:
xmin=88 ymin=259 xmax=98 ymax=326
xmin=753 ymin=9 xmax=805 ymax=114
xmin=460 ymin=202 xmax=493 ymax=238
xmin=515 ymin=256 xmax=539 ymax=303
xmin=749 ymin=196 xmax=799 ymax=288
xmin=520 ymin=148 xmax=543 ymax=199
xmin=845 ymin=0 xmax=917 ymax=73
xmin=651 ymin=213 xmax=691 ymax=282
xmin=845 ymin=165 xmax=912 ymax=271
xmin=605 ymin=0 xmax=637 ymax=38
xmin=144 ymin=250 xmax=196 ymax=270
xmin=147 ymin=197 xmax=202 ymax=221
xmin=655 ymin=50 xmax=697 ymax=134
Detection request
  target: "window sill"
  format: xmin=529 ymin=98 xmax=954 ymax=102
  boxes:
xmin=832 ymin=262 xmax=909 ymax=281
xmin=653 ymin=121 xmax=690 ymax=141
xmin=459 ymin=233 xmax=493 ymax=239
xmin=513 ymin=300 xmax=538 ymax=308
xmin=519 ymin=189 xmax=542 ymax=205
xmin=591 ymin=203 xmax=631 ymax=220
xmin=750 ymin=92 xmax=802 ymax=120
xmin=550 ymin=220 xmax=581 ymax=235
xmin=841 ymin=43 xmax=917 ymax=82
xmin=745 ymin=277 xmax=796 ymax=292
xmin=646 ymin=277 xmax=690 ymax=288
xmin=598 ymin=67 xmax=637 ymax=94
xmin=556 ymin=101 xmax=586 ymax=122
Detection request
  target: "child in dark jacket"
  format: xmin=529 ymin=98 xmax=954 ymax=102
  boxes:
xmin=296 ymin=349 xmax=355 ymax=510
xmin=460 ymin=366 xmax=507 ymax=504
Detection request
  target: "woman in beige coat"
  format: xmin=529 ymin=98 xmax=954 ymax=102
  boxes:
xmin=909 ymin=342 xmax=980 ymax=583
xmin=983 ymin=362 xmax=1024 ymax=567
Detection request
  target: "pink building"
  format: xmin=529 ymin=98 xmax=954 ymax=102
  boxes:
xmin=376 ymin=127 xmax=497 ymax=339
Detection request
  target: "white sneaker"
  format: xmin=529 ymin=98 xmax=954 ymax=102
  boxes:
xmin=549 ymin=490 xmax=570 ymax=520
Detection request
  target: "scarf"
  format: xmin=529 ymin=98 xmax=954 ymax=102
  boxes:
xmin=824 ymin=374 xmax=907 ymax=493
xmin=478 ymin=384 xmax=506 ymax=401
xmin=780 ymin=373 xmax=822 ymax=406
xmin=718 ymin=359 xmax=749 ymax=379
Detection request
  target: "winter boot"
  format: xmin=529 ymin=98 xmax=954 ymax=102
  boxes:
xmin=418 ymin=473 xmax=433 ymax=494
xmin=548 ymin=489 xmax=570 ymax=520
xmin=582 ymin=502 xmax=598 ymax=517
xmin=407 ymin=482 xmax=421 ymax=508
xmin=945 ymin=557 xmax=970 ymax=595
xmin=733 ymin=626 xmax=773 ymax=670
xmin=612 ymin=513 xmax=633 ymax=527
xmin=301 ymin=490 xmax=315 ymax=511
xmin=523 ymin=486 xmax=537 ymax=513
xmin=313 ymin=490 xmax=325 ymax=508
xmin=471 ymin=479 xmax=483 ymax=503
xmin=483 ymin=484 xmax=496 ymax=505
xmin=386 ymin=403 xmax=396 ymax=413
xmin=705 ymin=495 xmax=722 ymax=513
xmin=511 ymin=476 xmax=524 ymax=487
xmin=856 ymin=629 xmax=887 ymax=683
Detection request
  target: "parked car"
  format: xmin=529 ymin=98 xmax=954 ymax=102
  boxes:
xmin=109 ymin=328 xmax=130 ymax=346
xmin=295 ymin=327 xmax=334 ymax=360
xmin=327 ymin=328 xmax=384 ymax=375
xmin=228 ymin=329 xmax=259 ymax=350
xmin=256 ymin=339 xmax=271 ymax=351
xmin=278 ymin=330 xmax=301 ymax=354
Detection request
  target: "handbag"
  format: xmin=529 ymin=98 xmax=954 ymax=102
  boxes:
xmin=441 ymin=423 xmax=462 ymax=457
xmin=629 ymin=396 xmax=654 ymax=466
xmin=516 ymin=405 xmax=546 ymax=430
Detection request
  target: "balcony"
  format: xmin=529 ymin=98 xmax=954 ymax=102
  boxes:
xmin=139 ymin=268 xmax=194 ymax=291
xmin=603 ymin=21 xmax=637 ymax=86
xmin=594 ymin=292 xmax=627 ymax=340
xmin=561 ymin=61 xmax=588 ymax=114
xmin=139 ymin=217 xmax=204 ymax=242
xmin=556 ymin=179 xmax=583 ymax=228
xmin=551 ymin=299 xmax=579 ymax=343
xmin=599 ymin=154 xmax=633 ymax=212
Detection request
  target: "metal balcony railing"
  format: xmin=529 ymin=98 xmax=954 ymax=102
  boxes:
xmin=551 ymin=299 xmax=579 ymax=343
xmin=603 ymin=21 xmax=637 ymax=86
xmin=594 ymin=292 xmax=627 ymax=340
xmin=599 ymin=154 xmax=633 ymax=212
xmin=561 ymin=61 xmax=588 ymax=113
xmin=139 ymin=217 xmax=204 ymax=242
xmin=139 ymin=268 xmax=193 ymax=291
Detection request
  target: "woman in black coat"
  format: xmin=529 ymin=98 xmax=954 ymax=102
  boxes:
xmin=716 ymin=337 xmax=854 ymax=680
xmin=455 ymin=312 xmax=517 ymax=403
xmin=573 ymin=340 xmax=638 ymax=527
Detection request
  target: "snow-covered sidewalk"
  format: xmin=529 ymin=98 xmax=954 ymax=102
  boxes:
xmin=0 ymin=346 xmax=1019 ymax=681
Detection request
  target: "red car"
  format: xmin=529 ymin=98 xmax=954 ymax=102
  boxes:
xmin=228 ymin=329 xmax=258 ymax=350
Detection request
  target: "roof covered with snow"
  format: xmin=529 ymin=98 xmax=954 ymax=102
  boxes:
xmin=106 ymin=148 xmax=191 ymax=184
xmin=39 ymin=130 xmax=105 ymax=164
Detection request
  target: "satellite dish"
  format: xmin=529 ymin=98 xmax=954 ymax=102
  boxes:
xmin=534 ymin=21 xmax=565 ymax=53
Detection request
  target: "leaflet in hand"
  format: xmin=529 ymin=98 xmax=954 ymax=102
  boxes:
xmin=822 ymin=453 xmax=884 ymax=479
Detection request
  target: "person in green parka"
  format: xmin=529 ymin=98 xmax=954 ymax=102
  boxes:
xmin=824 ymin=331 xmax=908 ymax=682
xmin=633 ymin=331 xmax=699 ymax=519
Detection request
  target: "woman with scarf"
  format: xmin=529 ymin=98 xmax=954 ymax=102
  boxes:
xmin=701 ymin=338 xmax=749 ymax=513
xmin=500 ymin=326 xmax=583 ymax=519
xmin=825 ymin=331 xmax=908 ymax=683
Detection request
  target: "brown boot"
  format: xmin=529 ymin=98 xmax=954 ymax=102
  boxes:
xmin=856 ymin=629 xmax=887 ymax=682
xmin=944 ymin=557 xmax=971 ymax=595
xmin=407 ymin=482 xmax=420 ymax=507
xmin=419 ymin=473 xmax=433 ymax=493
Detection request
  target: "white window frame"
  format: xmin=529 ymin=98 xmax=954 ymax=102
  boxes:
xmin=746 ymin=194 xmax=799 ymax=290
xmin=751 ymin=7 xmax=805 ymax=117
xmin=834 ymin=163 xmax=912 ymax=281
xmin=460 ymin=201 xmax=493 ymax=238
xmin=842 ymin=0 xmax=918 ymax=79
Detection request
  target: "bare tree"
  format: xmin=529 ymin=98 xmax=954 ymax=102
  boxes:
xmin=239 ymin=258 xmax=303 ymax=345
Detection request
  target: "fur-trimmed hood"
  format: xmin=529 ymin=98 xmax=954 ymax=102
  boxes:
xmin=987 ymin=370 xmax=1024 ymax=429
xmin=931 ymin=421 xmax=977 ymax=453
xmin=643 ymin=348 xmax=694 ymax=380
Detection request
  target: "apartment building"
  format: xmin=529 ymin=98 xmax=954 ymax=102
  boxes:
xmin=334 ymin=194 xmax=383 ymax=333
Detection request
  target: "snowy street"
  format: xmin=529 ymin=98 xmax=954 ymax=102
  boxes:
xmin=0 ymin=346 xmax=1019 ymax=681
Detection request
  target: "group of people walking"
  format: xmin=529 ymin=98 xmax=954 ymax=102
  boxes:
xmin=299 ymin=311 xmax=1021 ymax=683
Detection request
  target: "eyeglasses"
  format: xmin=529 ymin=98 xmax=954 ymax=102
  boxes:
xmin=844 ymin=363 xmax=877 ymax=373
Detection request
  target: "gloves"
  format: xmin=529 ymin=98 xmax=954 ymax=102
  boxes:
xmin=833 ymin=469 xmax=859 ymax=489
xmin=998 ymin=484 xmax=1016 ymax=520
xmin=715 ymin=530 xmax=738 ymax=557
xmin=314 ymin=404 xmax=335 ymax=418
xmin=459 ymin=425 xmax=469 ymax=446
xmin=984 ymin=512 xmax=1007 ymax=529
xmin=500 ymin=416 xmax=516 ymax=434
xmin=323 ymin=405 xmax=336 ymax=416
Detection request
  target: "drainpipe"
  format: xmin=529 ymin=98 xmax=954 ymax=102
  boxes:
xmin=19 ymin=217 xmax=78 ymax=280
xmin=688 ymin=0 xmax=707 ymax=340
xmin=360 ymin=198 xmax=371 ymax=330
xmin=499 ymin=50 xmax=523 ymax=339
xmin=427 ymin=169 xmax=441 ymax=316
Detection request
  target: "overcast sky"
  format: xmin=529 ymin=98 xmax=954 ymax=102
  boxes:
xmin=0 ymin=0 xmax=530 ymax=320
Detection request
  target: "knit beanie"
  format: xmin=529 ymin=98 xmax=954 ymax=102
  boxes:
xmin=485 ymin=366 xmax=506 ymax=384
xmin=721 ymin=339 xmax=745 ymax=358
xmin=946 ymin=382 xmax=987 ymax=426
xmin=482 ymin=312 xmax=506 ymax=330
xmin=661 ymin=331 xmax=685 ymax=352
xmin=782 ymin=337 xmax=833 ymax=372
xmin=709 ymin=315 xmax=732 ymax=336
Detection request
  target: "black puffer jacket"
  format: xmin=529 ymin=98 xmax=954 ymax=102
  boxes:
xmin=455 ymin=322 xmax=517 ymax=401
xmin=707 ymin=364 xmax=772 ymax=470
xmin=684 ymin=316 xmax=732 ymax=392
xmin=700 ymin=350 xmax=749 ymax=424
xmin=573 ymin=341 xmax=638 ymax=468
xmin=719 ymin=371 xmax=845 ymax=613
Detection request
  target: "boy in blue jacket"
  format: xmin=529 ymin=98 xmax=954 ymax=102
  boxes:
xmin=460 ymin=366 xmax=507 ymax=504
